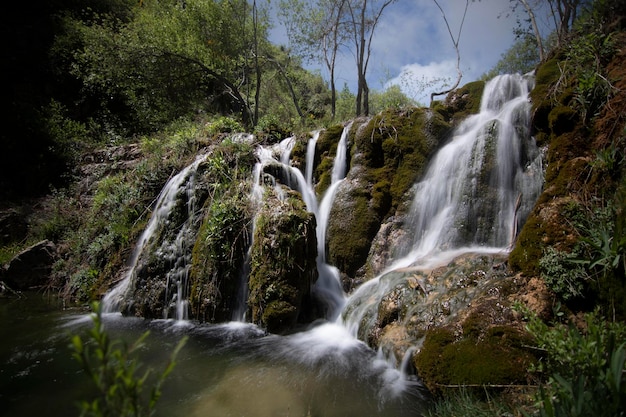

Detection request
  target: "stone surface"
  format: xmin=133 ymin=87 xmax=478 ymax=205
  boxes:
xmin=2 ymin=240 xmax=57 ymax=290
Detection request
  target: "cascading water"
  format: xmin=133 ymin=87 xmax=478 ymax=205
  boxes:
xmin=305 ymin=130 xmax=321 ymax=186
xmin=393 ymin=73 xmax=541 ymax=267
xmin=314 ymin=122 xmax=353 ymax=318
xmin=340 ymin=73 xmax=543 ymax=343
xmin=249 ymin=126 xmax=352 ymax=319
xmin=102 ymin=153 xmax=208 ymax=319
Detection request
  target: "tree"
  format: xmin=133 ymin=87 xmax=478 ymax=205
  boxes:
xmin=57 ymin=0 xmax=272 ymax=130
xmin=429 ymin=0 xmax=470 ymax=104
xmin=279 ymin=0 xmax=349 ymax=120
xmin=509 ymin=0 xmax=585 ymax=62
xmin=369 ymin=84 xmax=415 ymax=114
xmin=345 ymin=0 xmax=396 ymax=116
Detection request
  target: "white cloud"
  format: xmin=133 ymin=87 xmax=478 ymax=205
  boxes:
xmin=385 ymin=60 xmax=460 ymax=106
xmin=270 ymin=0 xmax=524 ymax=98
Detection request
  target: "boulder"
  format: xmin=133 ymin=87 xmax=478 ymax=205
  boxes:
xmin=2 ymin=240 xmax=57 ymax=290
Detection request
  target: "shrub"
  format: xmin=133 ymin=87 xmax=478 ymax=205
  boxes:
xmin=71 ymin=302 xmax=186 ymax=417
xmin=539 ymin=246 xmax=587 ymax=301
xmin=522 ymin=308 xmax=626 ymax=417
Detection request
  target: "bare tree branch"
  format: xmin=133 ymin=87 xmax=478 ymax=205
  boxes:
xmin=429 ymin=0 xmax=469 ymax=104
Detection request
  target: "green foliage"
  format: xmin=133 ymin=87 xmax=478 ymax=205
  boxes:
xmin=44 ymin=99 xmax=92 ymax=162
xmin=556 ymin=2 xmax=618 ymax=123
xmin=483 ymin=34 xmax=541 ymax=79
xmin=522 ymin=308 xmax=626 ymax=417
xmin=369 ymin=85 xmax=415 ymax=114
xmin=71 ymin=302 xmax=186 ymax=417
xmin=525 ymin=307 xmax=626 ymax=378
xmin=334 ymin=84 xmax=357 ymax=122
xmin=575 ymin=204 xmax=626 ymax=277
xmin=532 ymin=346 xmax=626 ymax=417
xmin=83 ymin=175 xmax=142 ymax=266
xmin=32 ymin=187 xmax=82 ymax=242
xmin=189 ymin=142 xmax=255 ymax=321
xmin=426 ymin=388 xmax=514 ymax=417
xmin=68 ymin=268 xmax=101 ymax=301
xmin=539 ymin=246 xmax=587 ymax=300
xmin=254 ymin=113 xmax=291 ymax=141
xmin=204 ymin=116 xmax=244 ymax=137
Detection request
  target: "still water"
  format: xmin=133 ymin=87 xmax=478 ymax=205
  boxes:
xmin=1 ymin=293 xmax=429 ymax=417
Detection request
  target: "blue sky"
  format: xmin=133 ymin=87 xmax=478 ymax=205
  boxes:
xmin=270 ymin=0 xmax=547 ymax=105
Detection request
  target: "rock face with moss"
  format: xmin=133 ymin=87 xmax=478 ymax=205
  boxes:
xmin=189 ymin=183 xmax=252 ymax=323
xmin=111 ymin=141 xmax=256 ymax=320
xmin=326 ymin=108 xmax=450 ymax=286
xmin=121 ymin=155 xmax=215 ymax=319
xmin=248 ymin=190 xmax=318 ymax=333
xmin=509 ymin=31 xmax=626 ymax=319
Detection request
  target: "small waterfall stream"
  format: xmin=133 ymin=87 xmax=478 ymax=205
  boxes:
xmin=102 ymin=153 xmax=209 ymax=319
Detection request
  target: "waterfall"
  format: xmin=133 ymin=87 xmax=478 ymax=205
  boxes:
xmin=313 ymin=122 xmax=353 ymax=318
xmin=102 ymin=153 xmax=208 ymax=318
xmin=341 ymin=73 xmax=543 ymax=340
xmin=102 ymin=75 xmax=541 ymax=364
xmin=93 ymin=75 xmax=544 ymax=409
xmin=305 ymin=130 xmax=321 ymax=186
xmin=390 ymin=73 xmax=541 ymax=270
xmin=250 ymin=126 xmax=352 ymax=319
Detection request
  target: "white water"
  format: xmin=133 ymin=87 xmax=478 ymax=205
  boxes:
xmin=389 ymin=73 xmax=541 ymax=271
xmin=340 ymin=73 xmax=543 ymax=340
xmin=305 ymin=130 xmax=321 ymax=186
xmin=250 ymin=126 xmax=352 ymax=319
xmin=313 ymin=122 xmax=353 ymax=318
xmin=102 ymin=153 xmax=208 ymax=318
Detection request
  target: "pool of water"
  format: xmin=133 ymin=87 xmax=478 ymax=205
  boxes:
xmin=1 ymin=293 xmax=429 ymax=416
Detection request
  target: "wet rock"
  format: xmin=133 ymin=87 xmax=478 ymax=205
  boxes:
xmin=248 ymin=189 xmax=318 ymax=333
xmin=2 ymin=240 xmax=57 ymax=290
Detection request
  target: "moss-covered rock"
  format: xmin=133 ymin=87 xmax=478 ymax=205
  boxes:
xmin=414 ymin=323 xmax=536 ymax=395
xmin=437 ymin=80 xmax=486 ymax=123
xmin=189 ymin=184 xmax=252 ymax=322
xmin=326 ymin=108 xmax=450 ymax=281
xmin=313 ymin=124 xmax=347 ymax=196
xmin=248 ymin=189 xmax=318 ymax=333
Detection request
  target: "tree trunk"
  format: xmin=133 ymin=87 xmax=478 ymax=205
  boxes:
xmin=252 ymin=0 xmax=261 ymax=126
xmin=267 ymin=55 xmax=305 ymax=120
xmin=520 ymin=0 xmax=545 ymax=62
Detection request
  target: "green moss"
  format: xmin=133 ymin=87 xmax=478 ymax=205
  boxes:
xmin=327 ymin=191 xmax=380 ymax=277
xmin=414 ymin=324 xmax=536 ymax=395
xmin=313 ymin=124 xmax=346 ymax=196
xmin=548 ymin=105 xmax=578 ymax=136
xmin=290 ymin=133 xmax=311 ymax=172
xmin=188 ymin=143 xmax=256 ymax=322
xmin=357 ymin=107 xmax=449 ymax=213
xmin=437 ymin=81 xmax=486 ymax=123
xmin=189 ymin=186 xmax=251 ymax=322
xmin=248 ymin=190 xmax=318 ymax=333
xmin=324 ymin=108 xmax=450 ymax=278
xmin=531 ymin=57 xmax=562 ymax=133
xmin=544 ymin=157 xmax=589 ymax=199
xmin=509 ymin=214 xmax=545 ymax=276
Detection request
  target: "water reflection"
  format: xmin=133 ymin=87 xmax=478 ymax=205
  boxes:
xmin=1 ymin=294 xmax=428 ymax=417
